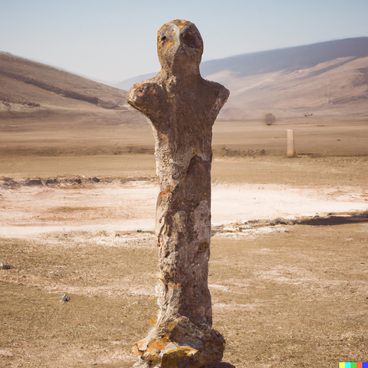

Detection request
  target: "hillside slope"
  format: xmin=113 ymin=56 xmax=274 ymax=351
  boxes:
xmin=0 ymin=52 xmax=150 ymax=156
xmin=214 ymin=55 xmax=368 ymax=119
xmin=201 ymin=37 xmax=368 ymax=78
xmin=0 ymin=52 xmax=131 ymax=112
xmin=115 ymin=37 xmax=368 ymax=119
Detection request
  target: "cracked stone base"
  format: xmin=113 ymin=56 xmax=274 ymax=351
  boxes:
xmin=132 ymin=316 xmax=225 ymax=368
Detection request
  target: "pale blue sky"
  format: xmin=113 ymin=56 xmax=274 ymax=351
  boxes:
xmin=1 ymin=0 xmax=367 ymax=84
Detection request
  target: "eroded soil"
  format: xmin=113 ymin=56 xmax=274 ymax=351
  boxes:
xmin=1 ymin=223 xmax=368 ymax=367
xmin=1 ymin=152 xmax=368 ymax=367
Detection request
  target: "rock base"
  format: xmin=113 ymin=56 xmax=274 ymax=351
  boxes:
xmin=132 ymin=316 xmax=225 ymax=368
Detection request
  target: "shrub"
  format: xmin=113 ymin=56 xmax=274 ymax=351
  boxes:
xmin=263 ymin=112 xmax=276 ymax=126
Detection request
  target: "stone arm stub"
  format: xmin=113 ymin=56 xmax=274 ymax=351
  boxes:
xmin=127 ymin=79 xmax=167 ymax=124
xmin=205 ymin=79 xmax=230 ymax=123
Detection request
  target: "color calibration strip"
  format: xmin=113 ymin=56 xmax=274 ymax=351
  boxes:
xmin=339 ymin=363 xmax=368 ymax=368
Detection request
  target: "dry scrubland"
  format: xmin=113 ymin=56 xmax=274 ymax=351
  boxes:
xmin=1 ymin=115 xmax=368 ymax=367
xmin=1 ymin=42 xmax=368 ymax=367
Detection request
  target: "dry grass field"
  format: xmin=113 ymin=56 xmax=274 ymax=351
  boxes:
xmin=1 ymin=50 xmax=368 ymax=368
xmin=1 ymin=114 xmax=368 ymax=367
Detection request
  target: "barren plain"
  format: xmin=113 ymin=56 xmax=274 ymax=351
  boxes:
xmin=1 ymin=51 xmax=368 ymax=367
xmin=1 ymin=115 xmax=368 ymax=368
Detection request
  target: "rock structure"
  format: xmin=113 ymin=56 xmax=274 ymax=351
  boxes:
xmin=128 ymin=19 xmax=229 ymax=368
xmin=286 ymin=129 xmax=296 ymax=157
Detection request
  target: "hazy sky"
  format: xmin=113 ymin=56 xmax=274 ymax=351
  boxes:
xmin=1 ymin=0 xmax=368 ymax=84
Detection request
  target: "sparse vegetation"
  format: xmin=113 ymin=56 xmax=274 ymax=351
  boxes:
xmin=263 ymin=112 xmax=276 ymax=125
xmin=219 ymin=145 xmax=266 ymax=157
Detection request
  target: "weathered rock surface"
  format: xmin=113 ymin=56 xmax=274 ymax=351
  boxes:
xmin=128 ymin=19 xmax=229 ymax=367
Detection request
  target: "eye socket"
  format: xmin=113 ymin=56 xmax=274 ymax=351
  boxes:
xmin=181 ymin=30 xmax=200 ymax=48
xmin=161 ymin=36 xmax=166 ymax=41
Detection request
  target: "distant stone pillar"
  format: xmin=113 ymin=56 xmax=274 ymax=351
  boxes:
xmin=286 ymin=129 xmax=296 ymax=157
xmin=128 ymin=20 xmax=229 ymax=368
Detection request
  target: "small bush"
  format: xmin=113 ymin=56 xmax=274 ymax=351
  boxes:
xmin=263 ymin=112 xmax=276 ymax=126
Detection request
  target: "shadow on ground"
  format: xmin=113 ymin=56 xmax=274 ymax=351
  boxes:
xmin=299 ymin=214 xmax=368 ymax=226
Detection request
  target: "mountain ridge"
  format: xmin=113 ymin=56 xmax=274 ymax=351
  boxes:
xmin=114 ymin=37 xmax=368 ymax=91
xmin=0 ymin=52 xmax=129 ymax=112
xmin=1 ymin=37 xmax=367 ymax=122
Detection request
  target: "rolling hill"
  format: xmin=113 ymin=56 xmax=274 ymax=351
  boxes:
xmin=0 ymin=52 xmax=149 ymax=156
xmin=115 ymin=37 xmax=368 ymax=119
xmin=0 ymin=51 xmax=130 ymax=112
xmin=1 ymin=38 xmax=367 ymax=158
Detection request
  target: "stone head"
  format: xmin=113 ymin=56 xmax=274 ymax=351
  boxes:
xmin=157 ymin=19 xmax=203 ymax=78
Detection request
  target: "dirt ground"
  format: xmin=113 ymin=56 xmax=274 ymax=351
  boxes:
xmin=2 ymin=115 xmax=368 ymax=157
xmin=1 ymin=117 xmax=368 ymax=367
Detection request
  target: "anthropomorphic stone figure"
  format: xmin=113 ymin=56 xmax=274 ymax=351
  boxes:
xmin=128 ymin=19 xmax=229 ymax=368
